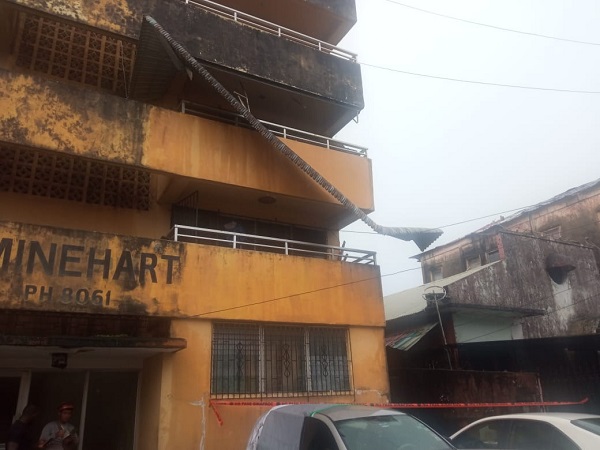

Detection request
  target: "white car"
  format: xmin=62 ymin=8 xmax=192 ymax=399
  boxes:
xmin=247 ymin=404 xmax=455 ymax=450
xmin=449 ymin=412 xmax=600 ymax=450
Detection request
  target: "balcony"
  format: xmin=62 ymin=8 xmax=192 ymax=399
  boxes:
xmin=130 ymin=1 xmax=364 ymax=136
xmin=199 ymin=0 xmax=357 ymax=45
xmin=0 ymin=221 xmax=384 ymax=325
xmin=170 ymin=224 xmax=376 ymax=264
xmin=180 ymin=102 xmax=368 ymax=157
xmin=0 ymin=69 xmax=374 ymax=230
xmin=1 ymin=1 xmax=362 ymax=136
xmin=5 ymin=0 xmax=357 ymax=45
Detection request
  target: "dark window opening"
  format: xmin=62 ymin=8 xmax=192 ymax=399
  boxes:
xmin=171 ymin=204 xmax=328 ymax=254
xmin=545 ymin=253 xmax=575 ymax=285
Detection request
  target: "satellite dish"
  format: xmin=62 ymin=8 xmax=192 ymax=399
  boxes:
xmin=423 ymin=285 xmax=447 ymax=302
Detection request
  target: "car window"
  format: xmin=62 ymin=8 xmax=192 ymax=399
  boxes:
xmin=335 ymin=414 xmax=453 ymax=450
xmin=510 ymin=420 xmax=579 ymax=450
xmin=301 ymin=417 xmax=340 ymax=450
xmin=571 ymin=418 xmax=600 ymax=436
xmin=452 ymin=419 xmax=511 ymax=449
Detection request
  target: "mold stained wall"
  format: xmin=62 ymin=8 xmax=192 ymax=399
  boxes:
xmin=0 ymin=221 xmax=385 ymax=324
xmin=448 ymin=233 xmax=600 ymax=338
xmin=0 ymin=71 xmax=373 ymax=211
xmin=0 ymin=222 xmax=389 ymax=450
xmin=142 ymin=322 xmax=389 ymax=450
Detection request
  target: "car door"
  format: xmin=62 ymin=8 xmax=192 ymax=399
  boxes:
xmin=452 ymin=419 xmax=512 ymax=449
xmin=508 ymin=419 xmax=580 ymax=450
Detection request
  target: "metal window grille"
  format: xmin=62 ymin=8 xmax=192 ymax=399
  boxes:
xmin=211 ymin=323 xmax=351 ymax=398
xmin=307 ymin=327 xmax=351 ymax=394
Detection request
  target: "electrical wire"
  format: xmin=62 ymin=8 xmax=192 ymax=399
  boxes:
xmin=187 ymin=265 xmax=422 ymax=318
xmin=342 ymin=205 xmax=535 ymax=236
xmin=413 ymin=190 xmax=600 ymax=262
xmin=381 ymin=0 xmax=600 ymax=46
xmin=359 ymin=62 xmax=600 ymax=94
xmin=184 ymin=188 xmax=600 ymax=323
xmin=342 ymin=187 xmax=600 ymax=237
xmin=459 ymin=289 xmax=600 ymax=343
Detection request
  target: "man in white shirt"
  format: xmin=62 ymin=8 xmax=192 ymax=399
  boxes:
xmin=37 ymin=402 xmax=79 ymax=449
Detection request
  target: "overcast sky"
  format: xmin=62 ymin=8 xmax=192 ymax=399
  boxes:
xmin=336 ymin=0 xmax=600 ymax=297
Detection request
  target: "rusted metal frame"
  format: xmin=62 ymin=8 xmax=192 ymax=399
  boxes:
xmin=145 ymin=17 xmax=442 ymax=250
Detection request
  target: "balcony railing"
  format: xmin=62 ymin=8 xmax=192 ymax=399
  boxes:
xmin=181 ymin=102 xmax=368 ymax=157
xmin=170 ymin=224 xmax=376 ymax=265
xmin=182 ymin=0 xmax=358 ymax=61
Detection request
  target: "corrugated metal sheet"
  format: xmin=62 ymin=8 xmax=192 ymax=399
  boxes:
xmin=129 ymin=19 xmax=182 ymax=102
xmin=385 ymin=323 xmax=437 ymax=351
xmin=385 ymin=262 xmax=501 ymax=320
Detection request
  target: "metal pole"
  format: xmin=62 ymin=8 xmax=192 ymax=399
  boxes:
xmin=434 ymin=299 xmax=453 ymax=370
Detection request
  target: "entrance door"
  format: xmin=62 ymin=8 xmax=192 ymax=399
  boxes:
xmin=27 ymin=371 xmax=138 ymax=450
xmin=83 ymin=372 xmax=138 ymax=450
xmin=0 ymin=376 xmax=20 ymax=449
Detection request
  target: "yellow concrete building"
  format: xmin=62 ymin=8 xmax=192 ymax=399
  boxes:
xmin=0 ymin=1 xmax=389 ymax=449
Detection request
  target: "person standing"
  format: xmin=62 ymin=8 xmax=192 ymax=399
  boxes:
xmin=37 ymin=402 xmax=79 ymax=450
xmin=7 ymin=405 xmax=40 ymax=450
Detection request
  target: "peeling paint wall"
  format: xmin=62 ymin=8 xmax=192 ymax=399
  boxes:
xmin=0 ymin=70 xmax=147 ymax=164
xmin=418 ymin=183 xmax=600 ymax=283
xmin=5 ymin=0 xmax=145 ymax=38
xmin=0 ymin=221 xmax=385 ymax=326
xmin=5 ymin=0 xmax=358 ymax=44
xmin=0 ymin=70 xmax=374 ymax=212
xmin=148 ymin=1 xmax=363 ymax=109
xmin=158 ymin=321 xmax=388 ymax=450
xmin=0 ymin=192 xmax=170 ymax=241
xmin=1 ymin=220 xmax=390 ymax=449
xmin=447 ymin=233 xmax=600 ymax=338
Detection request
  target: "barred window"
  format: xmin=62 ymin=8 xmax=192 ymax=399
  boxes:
xmin=211 ymin=323 xmax=351 ymax=398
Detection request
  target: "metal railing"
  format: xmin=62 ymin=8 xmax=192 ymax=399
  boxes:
xmin=170 ymin=224 xmax=376 ymax=265
xmin=182 ymin=0 xmax=358 ymax=62
xmin=181 ymin=102 xmax=368 ymax=157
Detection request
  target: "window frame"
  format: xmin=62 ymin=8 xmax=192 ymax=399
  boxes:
xmin=210 ymin=322 xmax=352 ymax=399
xmin=509 ymin=419 xmax=580 ymax=450
xmin=541 ymin=225 xmax=562 ymax=240
xmin=465 ymin=255 xmax=482 ymax=270
xmin=429 ymin=266 xmax=443 ymax=282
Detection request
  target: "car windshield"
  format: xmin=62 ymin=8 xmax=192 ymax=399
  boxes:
xmin=334 ymin=414 xmax=453 ymax=450
xmin=571 ymin=418 xmax=600 ymax=436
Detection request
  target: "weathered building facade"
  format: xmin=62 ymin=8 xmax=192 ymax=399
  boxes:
xmin=385 ymin=180 xmax=600 ymax=427
xmin=418 ymin=178 xmax=600 ymax=284
xmin=0 ymin=1 xmax=389 ymax=449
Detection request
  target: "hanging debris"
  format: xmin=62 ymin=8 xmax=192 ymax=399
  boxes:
xmin=144 ymin=16 xmax=443 ymax=251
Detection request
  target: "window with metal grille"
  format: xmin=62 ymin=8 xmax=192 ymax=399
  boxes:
xmin=211 ymin=323 xmax=351 ymax=398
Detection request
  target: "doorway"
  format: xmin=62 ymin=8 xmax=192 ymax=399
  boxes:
xmin=0 ymin=376 xmax=20 ymax=449
xmin=6 ymin=370 xmax=138 ymax=450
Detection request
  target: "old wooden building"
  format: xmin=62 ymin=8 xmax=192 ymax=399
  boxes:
xmin=385 ymin=180 xmax=600 ymax=433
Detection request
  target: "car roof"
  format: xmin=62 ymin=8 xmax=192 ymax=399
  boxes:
xmin=467 ymin=413 xmax=600 ymax=422
xmin=265 ymin=404 xmax=407 ymax=421
xmin=247 ymin=405 xmax=409 ymax=450
xmin=312 ymin=405 xmax=406 ymax=422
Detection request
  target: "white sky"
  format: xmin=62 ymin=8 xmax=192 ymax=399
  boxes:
xmin=336 ymin=0 xmax=600 ymax=296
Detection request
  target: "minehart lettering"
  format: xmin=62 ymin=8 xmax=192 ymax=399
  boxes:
xmin=0 ymin=238 xmax=179 ymax=284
